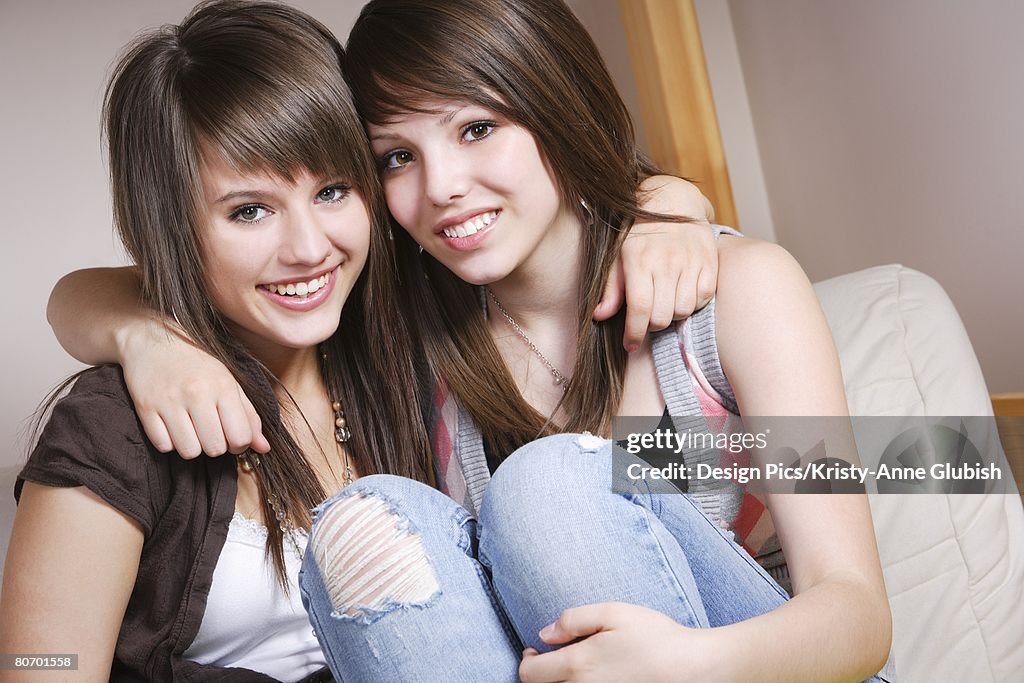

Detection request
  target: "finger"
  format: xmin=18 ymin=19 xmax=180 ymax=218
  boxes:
xmin=671 ymin=270 xmax=698 ymax=321
xmin=622 ymin=275 xmax=654 ymax=352
xmin=593 ymin=255 xmax=625 ymax=321
xmin=217 ymin=396 xmax=255 ymax=456
xmin=695 ymin=262 xmax=718 ymax=310
xmin=162 ymin=408 xmax=204 ymax=459
xmin=648 ymin=269 xmax=680 ymax=331
xmin=519 ymin=647 xmax=573 ymax=683
xmin=540 ymin=604 xmax=610 ymax=644
xmin=189 ymin=403 xmax=230 ymax=457
xmin=138 ymin=411 xmax=174 ymax=453
xmin=239 ymin=388 xmax=271 ymax=453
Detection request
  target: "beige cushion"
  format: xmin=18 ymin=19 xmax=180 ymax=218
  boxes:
xmin=815 ymin=265 xmax=1024 ymax=682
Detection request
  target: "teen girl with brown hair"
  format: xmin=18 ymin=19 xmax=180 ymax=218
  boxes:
xmin=0 ymin=2 xmax=434 ymax=679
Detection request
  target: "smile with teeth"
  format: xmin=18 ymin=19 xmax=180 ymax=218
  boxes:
xmin=263 ymin=270 xmax=331 ymax=297
xmin=442 ymin=211 xmax=498 ymax=238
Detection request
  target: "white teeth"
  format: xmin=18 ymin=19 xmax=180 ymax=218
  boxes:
xmin=442 ymin=211 xmax=497 ymax=239
xmin=266 ymin=272 xmax=331 ymax=297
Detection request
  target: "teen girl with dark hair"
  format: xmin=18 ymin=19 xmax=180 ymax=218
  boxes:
xmin=298 ymin=1 xmax=893 ymax=681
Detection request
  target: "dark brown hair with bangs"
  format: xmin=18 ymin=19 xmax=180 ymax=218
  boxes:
xmin=97 ymin=0 xmax=433 ymax=586
xmin=345 ymin=0 xmax=692 ymax=457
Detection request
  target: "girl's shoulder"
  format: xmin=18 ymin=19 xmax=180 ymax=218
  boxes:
xmin=18 ymin=365 xmax=203 ymax=536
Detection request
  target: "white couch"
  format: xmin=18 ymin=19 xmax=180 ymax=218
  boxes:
xmin=815 ymin=264 xmax=1024 ymax=682
xmin=2 ymin=264 xmax=1022 ymax=681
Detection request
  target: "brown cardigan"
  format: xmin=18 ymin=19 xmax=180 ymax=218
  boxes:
xmin=16 ymin=365 xmax=281 ymax=682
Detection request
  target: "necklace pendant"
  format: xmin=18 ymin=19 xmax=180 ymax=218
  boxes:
xmin=237 ymin=452 xmax=260 ymax=472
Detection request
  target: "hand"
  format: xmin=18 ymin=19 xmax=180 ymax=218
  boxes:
xmin=594 ymin=176 xmax=719 ymax=352
xmin=519 ymin=602 xmax=722 ymax=683
xmin=119 ymin=319 xmax=270 ymax=458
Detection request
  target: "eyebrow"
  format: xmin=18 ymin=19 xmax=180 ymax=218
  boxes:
xmin=368 ymin=106 xmax=469 ymax=142
xmin=214 ymin=189 xmax=272 ymax=205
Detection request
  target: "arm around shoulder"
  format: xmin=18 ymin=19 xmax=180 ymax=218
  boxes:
xmin=47 ymin=266 xmax=149 ymax=366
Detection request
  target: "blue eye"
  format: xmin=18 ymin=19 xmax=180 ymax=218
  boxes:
xmin=462 ymin=121 xmax=496 ymax=142
xmin=316 ymin=184 xmax=351 ymax=203
xmin=379 ymin=150 xmax=414 ymax=172
xmin=230 ymin=205 xmax=268 ymax=223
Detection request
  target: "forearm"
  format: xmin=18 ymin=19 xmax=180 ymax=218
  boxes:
xmin=708 ymin=575 xmax=892 ymax=682
xmin=47 ymin=266 xmax=159 ymax=365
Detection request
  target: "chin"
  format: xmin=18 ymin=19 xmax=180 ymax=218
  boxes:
xmin=441 ymin=259 xmax=513 ymax=287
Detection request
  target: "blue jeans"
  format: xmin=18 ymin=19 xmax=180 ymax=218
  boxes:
xmin=298 ymin=433 xmax=885 ymax=681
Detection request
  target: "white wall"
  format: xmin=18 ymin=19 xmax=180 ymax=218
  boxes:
xmin=694 ymin=0 xmax=776 ymax=241
xmin=725 ymin=0 xmax=1024 ymax=392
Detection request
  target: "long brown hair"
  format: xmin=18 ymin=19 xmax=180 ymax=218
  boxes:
xmin=88 ymin=0 xmax=432 ymax=585
xmin=345 ymin=0 xmax=692 ymax=458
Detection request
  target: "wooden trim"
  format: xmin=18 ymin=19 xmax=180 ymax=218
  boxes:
xmin=992 ymin=393 xmax=1024 ymax=416
xmin=619 ymin=0 xmax=739 ymax=229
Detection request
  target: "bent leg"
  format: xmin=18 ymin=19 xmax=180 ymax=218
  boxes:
xmin=299 ymin=475 xmax=520 ymax=683
xmin=479 ymin=433 xmax=789 ymax=652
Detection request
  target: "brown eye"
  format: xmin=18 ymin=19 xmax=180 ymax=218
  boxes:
xmin=462 ymin=121 xmax=495 ymax=142
xmin=380 ymin=150 xmax=414 ymax=171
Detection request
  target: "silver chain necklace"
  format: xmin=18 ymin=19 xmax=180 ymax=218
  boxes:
xmin=487 ymin=289 xmax=570 ymax=391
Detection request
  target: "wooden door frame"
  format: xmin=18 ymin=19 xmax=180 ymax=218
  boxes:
xmin=619 ymin=0 xmax=739 ymax=229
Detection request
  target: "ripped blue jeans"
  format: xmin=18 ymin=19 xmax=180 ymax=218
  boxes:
xmin=298 ymin=433 xmax=888 ymax=681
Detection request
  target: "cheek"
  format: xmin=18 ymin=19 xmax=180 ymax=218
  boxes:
xmin=382 ymin=176 xmax=420 ymax=233
xmin=335 ymin=202 xmax=373 ymax=267
xmin=200 ymin=238 xmax=256 ymax=310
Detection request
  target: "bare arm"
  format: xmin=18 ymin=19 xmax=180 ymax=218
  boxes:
xmin=521 ymin=239 xmax=890 ymax=683
xmin=709 ymin=237 xmax=891 ymax=681
xmin=47 ymin=266 xmax=149 ymax=366
xmin=0 ymin=483 xmax=143 ymax=681
xmin=595 ymin=175 xmax=719 ymax=351
xmin=47 ymin=267 xmax=268 ymax=456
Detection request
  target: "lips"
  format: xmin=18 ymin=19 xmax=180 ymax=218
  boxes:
xmin=439 ymin=210 xmax=498 ymax=238
xmin=258 ymin=265 xmax=339 ymax=311
xmin=435 ymin=209 xmax=501 ymax=252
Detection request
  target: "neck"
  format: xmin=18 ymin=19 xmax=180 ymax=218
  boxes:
xmin=240 ymin=337 xmax=325 ymax=402
xmin=486 ymin=205 xmax=583 ymax=327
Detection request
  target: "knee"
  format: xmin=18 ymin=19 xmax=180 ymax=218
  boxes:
xmin=487 ymin=432 xmax=610 ymax=507
xmin=308 ymin=477 xmax=441 ymax=622
xmin=481 ymin=433 xmax=613 ymax=545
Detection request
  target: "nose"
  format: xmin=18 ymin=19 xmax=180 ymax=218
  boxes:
xmin=422 ymin=145 xmax=469 ymax=207
xmin=280 ymin=207 xmax=331 ymax=266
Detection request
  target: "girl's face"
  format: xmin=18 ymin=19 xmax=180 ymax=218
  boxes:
xmin=368 ymin=100 xmax=578 ymax=286
xmin=198 ymin=151 xmax=371 ymax=356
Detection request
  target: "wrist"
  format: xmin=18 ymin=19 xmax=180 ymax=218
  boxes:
xmin=114 ymin=313 xmax=179 ymax=366
xmin=638 ymin=175 xmax=713 ymax=223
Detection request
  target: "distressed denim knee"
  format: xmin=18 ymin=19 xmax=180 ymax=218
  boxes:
xmin=304 ymin=475 xmax=442 ymax=624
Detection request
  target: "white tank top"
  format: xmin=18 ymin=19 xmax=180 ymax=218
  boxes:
xmin=184 ymin=513 xmax=327 ymax=681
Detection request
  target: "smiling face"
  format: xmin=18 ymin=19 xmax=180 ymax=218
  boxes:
xmin=368 ymin=101 xmax=580 ymax=287
xmin=198 ymin=152 xmax=371 ymax=357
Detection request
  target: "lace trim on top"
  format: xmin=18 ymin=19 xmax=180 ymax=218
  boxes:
xmin=228 ymin=512 xmax=308 ymax=548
